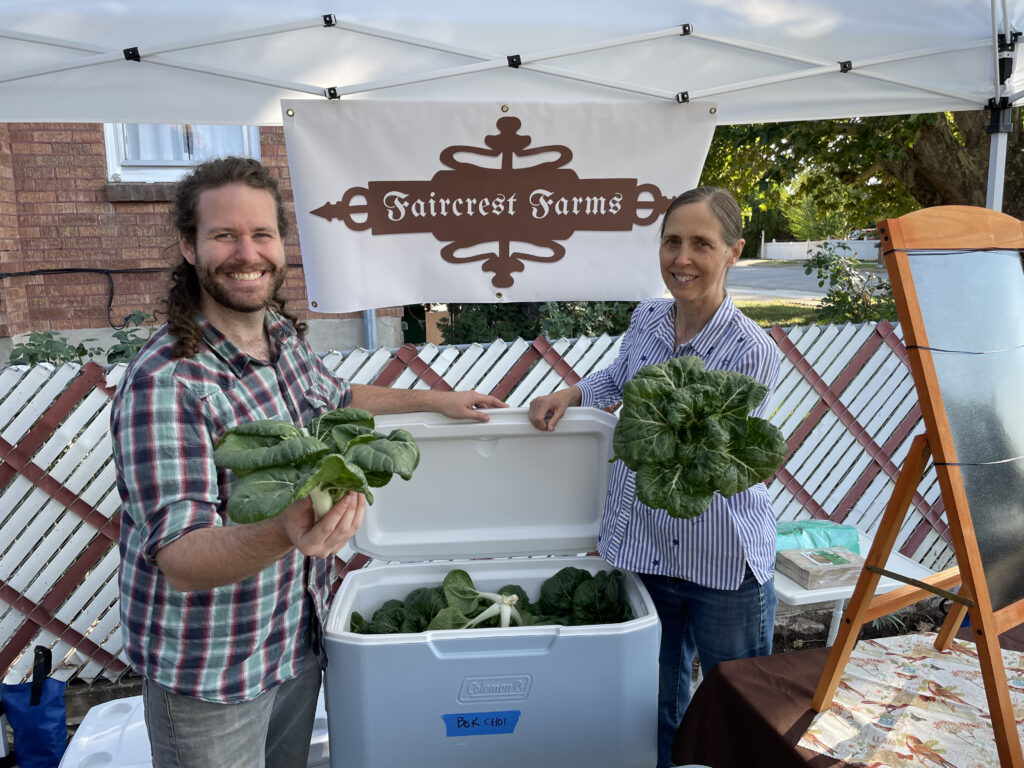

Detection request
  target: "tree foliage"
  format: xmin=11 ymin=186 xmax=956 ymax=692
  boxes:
xmin=703 ymin=109 xmax=1023 ymax=227
xmin=781 ymin=169 xmax=915 ymax=241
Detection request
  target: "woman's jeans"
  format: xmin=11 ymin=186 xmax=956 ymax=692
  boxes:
xmin=142 ymin=648 xmax=322 ymax=768
xmin=640 ymin=568 xmax=776 ymax=768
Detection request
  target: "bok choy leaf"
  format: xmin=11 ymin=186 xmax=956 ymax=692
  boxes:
xmin=213 ymin=407 xmax=420 ymax=523
xmin=611 ymin=356 xmax=787 ymax=519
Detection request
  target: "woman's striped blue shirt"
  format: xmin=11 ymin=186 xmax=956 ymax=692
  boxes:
xmin=577 ymin=295 xmax=781 ymax=590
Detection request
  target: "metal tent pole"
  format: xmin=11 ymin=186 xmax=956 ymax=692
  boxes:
xmin=986 ymin=131 xmax=1009 ymax=210
xmin=986 ymin=0 xmax=1019 ymax=210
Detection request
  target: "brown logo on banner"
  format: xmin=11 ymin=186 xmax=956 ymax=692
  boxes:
xmin=311 ymin=116 xmax=675 ymax=289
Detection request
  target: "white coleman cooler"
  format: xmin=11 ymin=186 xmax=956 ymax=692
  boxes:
xmin=322 ymin=407 xmax=659 ymax=768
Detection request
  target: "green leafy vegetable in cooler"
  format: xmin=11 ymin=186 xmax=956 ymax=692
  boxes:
xmin=213 ymin=407 xmax=420 ymax=524
xmin=612 ymin=355 xmax=787 ymax=519
xmin=349 ymin=566 xmax=634 ymax=634
xmin=427 ymin=569 xmax=526 ymax=630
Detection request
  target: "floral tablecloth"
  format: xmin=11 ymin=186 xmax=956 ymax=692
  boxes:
xmin=799 ymin=632 xmax=1024 ymax=767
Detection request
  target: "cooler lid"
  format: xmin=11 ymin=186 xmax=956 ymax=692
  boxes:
xmin=352 ymin=406 xmax=616 ymax=562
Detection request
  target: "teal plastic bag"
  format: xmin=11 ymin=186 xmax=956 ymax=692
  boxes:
xmin=776 ymin=520 xmax=860 ymax=554
xmin=0 ymin=646 xmax=67 ymax=768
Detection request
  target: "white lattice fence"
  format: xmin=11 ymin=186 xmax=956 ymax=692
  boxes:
xmin=0 ymin=363 xmax=127 ymax=685
xmin=765 ymin=321 xmax=949 ymax=571
xmin=0 ymin=325 xmax=951 ymax=684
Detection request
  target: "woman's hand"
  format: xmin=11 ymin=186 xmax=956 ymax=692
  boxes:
xmin=280 ymin=491 xmax=366 ymax=558
xmin=528 ymin=386 xmax=582 ymax=431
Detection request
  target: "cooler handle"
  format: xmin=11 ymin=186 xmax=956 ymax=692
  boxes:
xmin=427 ymin=633 xmax=557 ymax=658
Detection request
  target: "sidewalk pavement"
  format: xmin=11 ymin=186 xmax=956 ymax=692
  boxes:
xmin=727 ymin=259 xmax=826 ymax=304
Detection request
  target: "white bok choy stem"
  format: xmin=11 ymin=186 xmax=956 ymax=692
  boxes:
xmin=298 ymin=425 xmax=337 ymax=521
xmin=464 ymin=592 xmax=523 ymax=629
xmin=308 ymin=486 xmax=334 ymax=519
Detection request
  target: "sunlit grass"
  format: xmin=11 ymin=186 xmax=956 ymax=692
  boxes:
xmin=734 ymin=299 xmax=825 ymax=328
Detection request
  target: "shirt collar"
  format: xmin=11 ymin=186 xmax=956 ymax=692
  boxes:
xmin=672 ymin=293 xmax=739 ymax=358
xmin=649 ymin=300 xmax=677 ymax=351
xmin=198 ymin=310 xmax=297 ymax=375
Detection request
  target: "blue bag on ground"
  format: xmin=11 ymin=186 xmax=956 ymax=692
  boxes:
xmin=0 ymin=646 xmax=67 ymax=768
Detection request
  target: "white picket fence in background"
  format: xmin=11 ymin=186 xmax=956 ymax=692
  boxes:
xmin=0 ymin=323 xmax=950 ymax=685
xmin=761 ymin=239 xmax=882 ymax=262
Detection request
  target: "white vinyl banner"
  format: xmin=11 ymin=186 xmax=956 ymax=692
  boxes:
xmin=282 ymin=100 xmax=718 ymax=314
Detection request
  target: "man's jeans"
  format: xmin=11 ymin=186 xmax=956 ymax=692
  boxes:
xmin=640 ymin=568 xmax=776 ymax=768
xmin=142 ymin=650 xmax=322 ymax=768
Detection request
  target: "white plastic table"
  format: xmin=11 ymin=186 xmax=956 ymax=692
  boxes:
xmin=774 ymin=531 xmax=935 ymax=645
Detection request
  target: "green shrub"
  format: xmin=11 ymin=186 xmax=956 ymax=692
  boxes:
xmin=6 ymin=311 xmax=157 ymax=366
xmin=437 ymin=301 xmax=637 ymax=345
xmin=106 ymin=311 xmax=156 ymax=363
xmin=7 ymin=331 xmax=103 ymax=366
xmin=437 ymin=303 xmax=543 ymax=345
xmin=540 ymin=301 xmax=637 ymax=340
xmin=804 ymin=242 xmax=896 ymax=323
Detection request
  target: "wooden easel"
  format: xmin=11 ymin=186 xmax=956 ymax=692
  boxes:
xmin=811 ymin=206 xmax=1024 ymax=768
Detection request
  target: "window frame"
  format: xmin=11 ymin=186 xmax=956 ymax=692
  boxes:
xmin=103 ymin=123 xmax=262 ymax=183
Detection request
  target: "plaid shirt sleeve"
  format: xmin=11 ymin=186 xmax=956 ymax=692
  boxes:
xmin=112 ymin=362 xmax=224 ymax=563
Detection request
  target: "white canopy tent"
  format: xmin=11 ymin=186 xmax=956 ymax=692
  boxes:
xmin=0 ymin=2 xmax=1018 ymax=117
xmin=1 ymin=0 xmax=1019 ymax=198
xmin=1 ymin=0 xmax=1020 ymax=345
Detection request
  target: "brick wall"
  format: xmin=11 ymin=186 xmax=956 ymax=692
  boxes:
xmin=0 ymin=123 xmax=401 ymax=345
xmin=0 ymin=124 xmax=28 ymax=338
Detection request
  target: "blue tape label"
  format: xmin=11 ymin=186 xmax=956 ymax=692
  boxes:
xmin=441 ymin=710 xmax=521 ymax=736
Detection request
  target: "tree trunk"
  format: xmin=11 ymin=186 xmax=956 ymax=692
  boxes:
xmin=882 ymin=110 xmax=1024 ymax=218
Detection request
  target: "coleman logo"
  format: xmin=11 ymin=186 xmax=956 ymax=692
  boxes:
xmin=311 ymin=116 xmax=674 ymax=289
xmin=458 ymin=674 xmax=533 ymax=703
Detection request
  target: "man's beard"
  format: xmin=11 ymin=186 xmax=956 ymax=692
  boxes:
xmin=196 ymin=261 xmax=286 ymax=314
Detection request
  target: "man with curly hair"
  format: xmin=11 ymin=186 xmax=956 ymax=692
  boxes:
xmin=111 ymin=156 xmax=505 ymax=768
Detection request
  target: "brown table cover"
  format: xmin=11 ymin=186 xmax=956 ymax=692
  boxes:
xmin=672 ymin=625 xmax=1024 ymax=768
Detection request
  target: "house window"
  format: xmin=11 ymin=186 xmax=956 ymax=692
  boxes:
xmin=103 ymin=123 xmax=262 ymax=183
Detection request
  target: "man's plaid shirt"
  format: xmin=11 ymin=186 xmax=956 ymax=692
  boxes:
xmin=112 ymin=311 xmax=351 ymax=702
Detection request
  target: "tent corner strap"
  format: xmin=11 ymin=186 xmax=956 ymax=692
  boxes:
xmin=998 ymin=30 xmax=1021 ymax=52
xmin=987 ymin=96 xmax=1014 ymax=133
